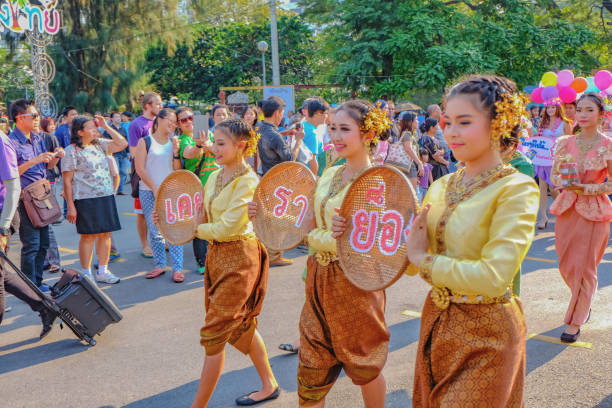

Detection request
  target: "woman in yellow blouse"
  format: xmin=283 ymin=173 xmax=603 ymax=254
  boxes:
xmin=190 ymin=119 xmax=279 ymax=407
xmin=405 ymin=75 xmax=539 ymax=407
xmin=248 ymin=100 xmax=391 ymax=407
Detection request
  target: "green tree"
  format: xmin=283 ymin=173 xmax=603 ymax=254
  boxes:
xmin=300 ymin=0 xmax=599 ymax=102
xmin=145 ymin=16 xmax=314 ymax=102
xmin=0 ymin=48 xmax=34 ymax=106
xmin=49 ymin=0 xmax=190 ymax=112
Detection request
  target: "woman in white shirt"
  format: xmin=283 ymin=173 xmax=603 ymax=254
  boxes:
xmin=134 ymin=109 xmax=184 ymax=282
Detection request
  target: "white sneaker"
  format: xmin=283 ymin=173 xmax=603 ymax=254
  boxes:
xmin=96 ymin=271 xmax=120 ymax=284
xmin=80 ymin=270 xmax=94 ymax=280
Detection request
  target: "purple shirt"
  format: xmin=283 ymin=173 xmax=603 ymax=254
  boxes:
xmin=418 ymin=163 xmax=433 ymax=188
xmin=128 ymin=115 xmax=153 ymax=147
xmin=0 ymin=131 xmax=19 ymax=211
xmin=8 ymin=127 xmax=48 ymax=188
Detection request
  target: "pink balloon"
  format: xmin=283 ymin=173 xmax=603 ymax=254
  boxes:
xmin=531 ymin=87 xmax=544 ymax=104
xmin=558 ymin=86 xmax=577 ymax=103
xmin=557 ymin=70 xmax=574 ymax=87
xmin=594 ymin=70 xmax=612 ymax=91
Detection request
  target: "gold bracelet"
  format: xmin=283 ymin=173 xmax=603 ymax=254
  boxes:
xmin=419 ymin=254 xmax=436 ymax=285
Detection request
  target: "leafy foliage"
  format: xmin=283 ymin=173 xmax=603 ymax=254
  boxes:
xmin=145 ymin=16 xmax=314 ymax=103
xmin=299 ymin=0 xmax=599 ymax=102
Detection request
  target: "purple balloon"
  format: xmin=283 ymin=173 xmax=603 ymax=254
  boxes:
xmin=594 ymin=70 xmax=612 ymax=91
xmin=558 ymin=86 xmax=577 ymax=103
xmin=541 ymin=86 xmax=559 ymax=101
xmin=557 ymin=70 xmax=574 ymax=87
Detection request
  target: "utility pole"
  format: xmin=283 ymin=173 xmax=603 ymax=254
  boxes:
xmin=269 ymin=0 xmax=280 ymax=85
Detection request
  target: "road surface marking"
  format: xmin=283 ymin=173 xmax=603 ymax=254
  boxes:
xmin=402 ymin=310 xmax=422 ymax=318
xmin=528 ymin=333 xmax=592 ymax=349
xmin=59 ymin=247 xmax=78 ymax=254
xmin=122 ymin=212 xmax=138 ymax=216
xmin=524 ymin=256 xmax=556 ymax=264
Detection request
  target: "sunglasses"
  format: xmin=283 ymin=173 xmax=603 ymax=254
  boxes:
xmin=179 ymin=116 xmax=194 ymax=124
xmin=20 ymin=113 xmax=40 ymax=119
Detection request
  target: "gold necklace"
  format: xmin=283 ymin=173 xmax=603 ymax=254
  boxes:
xmin=575 ymin=133 xmax=602 ymax=157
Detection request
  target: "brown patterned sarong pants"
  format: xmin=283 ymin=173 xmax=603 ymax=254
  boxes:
xmin=298 ymin=256 xmax=389 ymax=405
xmin=413 ymin=293 xmax=526 ymax=408
xmin=200 ymin=237 xmax=269 ymax=356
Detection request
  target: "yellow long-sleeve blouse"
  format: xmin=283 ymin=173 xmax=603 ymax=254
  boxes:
xmin=307 ymin=165 xmax=350 ymax=257
xmin=420 ymin=165 xmax=539 ymax=299
xmin=196 ymin=168 xmax=259 ymax=242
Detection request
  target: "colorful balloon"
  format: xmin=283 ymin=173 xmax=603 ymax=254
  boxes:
xmin=594 ymin=70 xmax=612 ymax=91
xmin=531 ymin=87 xmax=544 ymax=104
xmin=541 ymin=85 xmax=559 ymax=101
xmin=570 ymin=77 xmax=588 ymax=93
xmin=586 ymin=77 xmax=598 ymax=93
xmin=558 ymin=86 xmax=577 ymax=103
xmin=541 ymin=71 xmax=558 ymax=87
xmin=557 ymin=70 xmax=574 ymax=87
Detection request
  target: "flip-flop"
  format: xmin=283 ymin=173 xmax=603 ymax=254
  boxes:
xmin=236 ymin=388 xmax=280 ymax=406
xmin=141 ymin=249 xmax=153 ymax=258
xmin=278 ymin=344 xmax=299 ymax=353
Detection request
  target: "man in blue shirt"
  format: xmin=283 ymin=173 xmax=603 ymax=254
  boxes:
xmin=8 ymin=99 xmax=64 ymax=291
xmin=302 ymin=97 xmax=329 ymax=159
xmin=55 ymin=106 xmax=78 ymax=149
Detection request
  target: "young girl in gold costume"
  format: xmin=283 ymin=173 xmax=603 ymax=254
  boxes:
xmin=190 ymin=118 xmax=279 ymax=407
xmin=406 ymin=75 xmax=539 ymax=407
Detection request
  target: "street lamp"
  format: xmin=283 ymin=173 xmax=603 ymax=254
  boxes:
xmin=257 ymin=41 xmax=269 ymax=87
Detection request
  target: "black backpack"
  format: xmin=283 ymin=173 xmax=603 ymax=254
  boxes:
xmin=130 ymin=136 xmax=152 ymax=199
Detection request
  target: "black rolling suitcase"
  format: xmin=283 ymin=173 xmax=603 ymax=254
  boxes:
xmin=0 ymin=250 xmax=122 ymax=346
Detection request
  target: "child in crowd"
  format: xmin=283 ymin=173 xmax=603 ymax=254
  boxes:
xmin=417 ymin=149 xmax=433 ymax=202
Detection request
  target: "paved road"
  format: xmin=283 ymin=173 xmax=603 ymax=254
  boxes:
xmin=1 ymin=194 xmax=611 ymax=407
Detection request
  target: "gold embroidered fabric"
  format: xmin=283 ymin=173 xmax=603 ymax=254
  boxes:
xmin=420 ymin=166 xmax=539 ymax=300
xmin=196 ymin=168 xmax=259 ymax=242
xmin=413 ymin=295 xmax=526 ymax=407
xmin=200 ymin=238 xmax=268 ymax=355
xmin=298 ymin=256 xmax=389 ymax=405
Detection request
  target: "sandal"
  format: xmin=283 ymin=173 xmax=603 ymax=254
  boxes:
xmin=146 ymin=267 xmax=165 ymax=279
xmin=172 ymin=271 xmax=184 ymax=283
xmin=560 ymin=329 xmax=581 ymax=343
xmin=141 ymin=248 xmax=153 ymax=258
xmin=279 ymin=343 xmax=299 ymax=353
xmin=236 ymin=387 xmax=280 ymax=406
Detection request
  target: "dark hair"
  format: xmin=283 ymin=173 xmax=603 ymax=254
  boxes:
xmin=151 ymin=108 xmax=176 ymax=133
xmin=399 ymin=112 xmax=417 ymax=134
xmin=419 ymin=148 xmax=429 ymax=157
xmin=61 ymin=106 xmax=77 ymax=117
xmin=577 ymin=93 xmax=605 ymax=113
xmin=214 ymin=118 xmax=255 ymax=147
xmin=121 ymin=111 xmax=132 ymax=118
xmin=336 ymin=99 xmax=391 ymax=145
xmin=306 ymin=97 xmax=330 ymax=117
xmin=419 ymin=118 xmax=438 ymax=135
xmin=261 ymin=98 xmax=285 ymax=118
xmin=564 ymin=101 xmax=577 ymax=107
xmin=110 ymin=111 xmax=121 ymax=119
xmin=445 ymin=74 xmax=521 ymax=152
xmin=40 ymin=116 xmax=55 ymax=133
xmin=70 ymin=115 xmax=95 ymax=149
xmin=175 ymin=106 xmax=194 ymax=132
xmin=9 ymin=99 xmax=35 ymax=122
xmin=211 ymin=104 xmax=228 ymax=117
xmin=242 ymin=106 xmax=258 ymax=127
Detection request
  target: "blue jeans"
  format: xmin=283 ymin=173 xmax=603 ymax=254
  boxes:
xmin=44 ymin=226 xmax=61 ymax=269
xmin=18 ymin=201 xmax=50 ymax=286
xmin=115 ymin=154 xmax=130 ymax=194
xmin=139 ymin=190 xmax=184 ymax=272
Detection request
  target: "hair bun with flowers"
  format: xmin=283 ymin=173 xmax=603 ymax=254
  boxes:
xmin=491 ymin=91 xmax=529 ymax=149
xmin=361 ymin=103 xmax=392 ymax=145
xmin=244 ymin=129 xmax=260 ymax=158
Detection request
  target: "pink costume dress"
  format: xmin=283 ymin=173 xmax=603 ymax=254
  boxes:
xmin=550 ymin=134 xmax=612 ymax=326
xmin=535 ymin=119 xmax=565 ymax=185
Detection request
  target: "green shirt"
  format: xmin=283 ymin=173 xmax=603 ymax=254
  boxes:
xmin=179 ymin=133 xmax=218 ymax=187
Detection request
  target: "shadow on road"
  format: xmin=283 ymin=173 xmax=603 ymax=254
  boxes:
xmin=526 ymin=325 xmax=569 ymax=376
xmin=0 ymin=339 xmax=88 ymax=375
xmin=593 ymin=394 xmax=612 ymax=408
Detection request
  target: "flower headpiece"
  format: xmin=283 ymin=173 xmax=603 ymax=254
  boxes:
xmin=490 ymin=91 xmax=529 ymax=150
xmin=361 ymin=105 xmax=392 ymax=145
xmin=244 ymin=129 xmax=260 ymax=158
xmin=544 ymin=98 xmax=562 ymax=107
